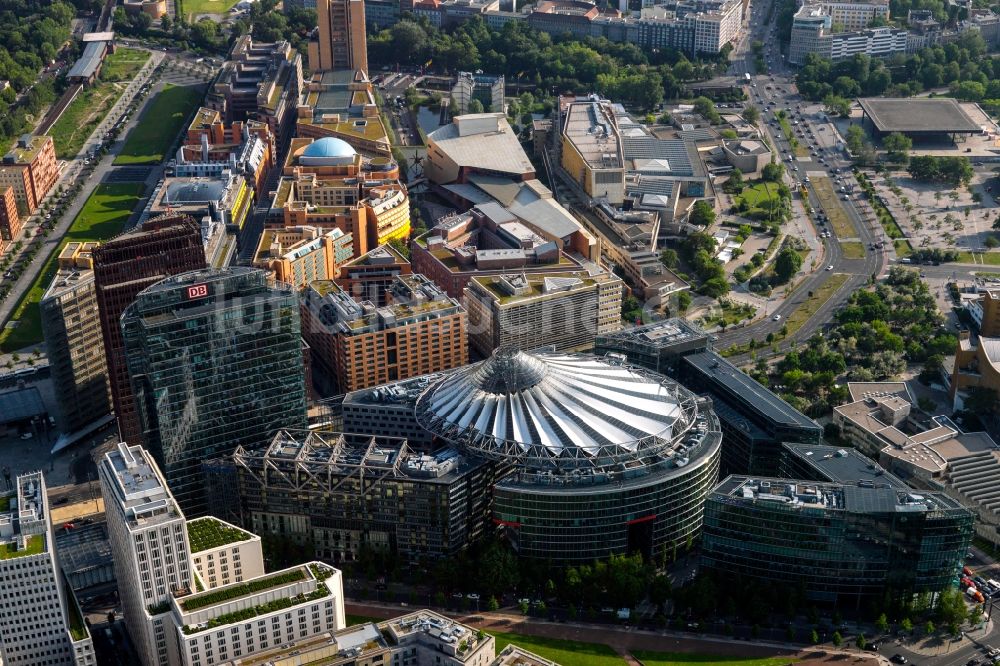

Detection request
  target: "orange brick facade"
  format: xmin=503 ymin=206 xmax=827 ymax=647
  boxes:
xmin=0 ymin=135 xmax=58 ymax=219
xmin=302 ymin=304 xmax=467 ymax=393
xmin=0 ymin=186 xmax=21 ymax=250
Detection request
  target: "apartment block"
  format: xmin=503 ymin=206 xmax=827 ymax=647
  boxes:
xmin=0 ymin=472 xmax=94 ymax=666
xmin=40 ymin=242 xmax=112 ymax=435
xmin=0 ymin=184 xmax=21 ymax=249
xmin=789 ymin=3 xmax=906 ymax=64
xmin=822 ymin=0 xmax=889 ymax=30
xmin=252 ymin=225 xmax=354 ymax=288
xmin=296 ymin=70 xmax=391 ymax=156
xmin=268 ymin=136 xmax=409 ymax=254
xmin=92 ymin=215 xmax=207 ymax=446
xmin=177 ymin=107 xmax=276 ymax=197
xmin=334 ymin=243 xmax=412 ymax=304
xmin=224 ymin=430 xmax=497 ymax=562
xmin=216 ymin=611 xmax=501 ymax=666
xmin=99 ymin=443 xmax=346 ymax=666
xmin=0 ymin=134 xmax=59 ymax=217
xmin=411 ymin=202 xmax=594 ymax=300
xmin=186 ymin=517 xmax=265 ymax=589
xmin=206 ymin=36 xmax=304 ymax=144
xmin=301 ymin=273 xmax=467 ymax=392
xmin=521 ymin=0 xmax=744 ymax=56
xmin=451 ymin=72 xmax=505 ymax=114
xmin=464 ymin=270 xmax=622 ymax=356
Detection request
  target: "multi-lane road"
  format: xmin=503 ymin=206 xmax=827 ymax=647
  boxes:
xmin=714 ymin=3 xmax=887 ymax=357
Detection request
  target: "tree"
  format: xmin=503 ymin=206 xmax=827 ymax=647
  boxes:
xmin=810 ymin=629 xmax=820 ymax=644
xmin=478 ymin=540 xmax=519 ymax=599
xmin=677 ymin=291 xmax=692 ymax=312
xmin=660 ymin=248 xmax=679 ymax=269
xmin=831 ymin=631 xmax=842 ymax=647
xmin=388 ymin=238 xmax=410 ymax=260
xmin=924 ymin=620 xmax=935 ymax=635
xmin=856 ymin=633 xmax=866 ymax=651
xmin=700 ymin=277 xmax=730 ymax=298
xmin=846 ymin=125 xmax=866 ymax=155
xmin=693 ymin=96 xmax=721 ymax=124
xmin=875 ymin=613 xmax=889 ymax=633
xmin=742 ymin=105 xmax=760 ymax=124
xmin=468 ymin=99 xmax=484 ymax=114
xmin=762 ymin=162 xmax=784 ymax=182
xmin=487 ymin=596 xmax=499 ymax=611
xmin=901 ymin=618 xmax=913 ymax=633
xmin=724 ymin=168 xmax=744 ymax=194
xmin=774 ymin=246 xmax=803 ymax=283
xmin=823 ymin=93 xmax=852 ymax=118
xmin=883 ymin=132 xmax=912 ymax=164
xmin=690 ymin=200 xmax=716 ymax=227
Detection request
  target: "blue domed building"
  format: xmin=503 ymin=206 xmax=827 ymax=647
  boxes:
xmin=296 ymin=137 xmax=358 ymax=167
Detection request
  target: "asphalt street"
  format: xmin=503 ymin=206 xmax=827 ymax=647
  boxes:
xmin=0 ymin=50 xmax=214 ymax=336
xmin=715 ymin=7 xmax=886 ymax=360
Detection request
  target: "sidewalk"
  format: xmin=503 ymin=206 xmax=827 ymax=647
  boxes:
xmin=0 ymin=50 xmax=164 ymax=339
xmin=889 ymin=618 xmax=996 ymax=658
xmin=346 ymin=600 xmax=884 ymax=665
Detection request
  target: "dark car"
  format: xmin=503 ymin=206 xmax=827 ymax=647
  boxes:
xmin=866 ymin=642 xmax=881 ymax=651
xmin=891 ymin=656 xmax=908 ymax=664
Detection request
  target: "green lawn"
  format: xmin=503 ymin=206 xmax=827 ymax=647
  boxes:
xmin=0 ymin=534 xmax=43 ymax=560
xmin=812 ymin=177 xmax=858 ymax=240
xmin=957 ymin=251 xmax=1000 ymax=265
xmin=346 ymin=614 xmax=383 ymax=626
xmin=186 ymin=517 xmax=251 ymax=553
xmin=179 ymin=0 xmax=240 ymax=18
xmin=702 ymin=301 xmax=755 ymax=328
xmin=839 ymin=241 xmax=865 ymax=259
xmin=490 ymin=632 xmax=623 ymax=666
xmin=634 ymin=651 xmax=796 ymax=666
xmin=0 ymin=183 xmax=145 ymax=352
xmin=101 ymin=47 xmax=150 ymax=83
xmin=736 ymin=182 xmax=781 ymax=219
xmin=116 ymin=85 xmax=204 ymax=165
xmin=783 ymin=272 xmax=849 ymax=338
xmin=48 ymin=84 xmax=123 ymax=159
xmin=47 ymin=49 xmax=150 ymax=158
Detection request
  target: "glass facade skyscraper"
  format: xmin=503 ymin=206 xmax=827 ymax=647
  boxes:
xmin=122 ymin=267 xmax=307 ymax=516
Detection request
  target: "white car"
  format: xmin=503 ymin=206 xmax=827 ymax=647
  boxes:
xmin=772 ymin=314 xmax=782 ymax=321
xmin=826 ymin=265 xmax=834 ymax=271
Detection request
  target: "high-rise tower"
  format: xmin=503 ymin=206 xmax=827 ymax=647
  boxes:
xmin=121 ymin=267 xmax=307 ymax=516
xmin=310 ymin=0 xmax=368 ymax=73
xmin=92 ymin=215 xmax=207 ymax=445
xmin=0 ymin=471 xmax=95 ymax=666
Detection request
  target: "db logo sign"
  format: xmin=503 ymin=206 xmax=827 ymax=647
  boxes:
xmin=186 ymin=284 xmax=209 ymax=300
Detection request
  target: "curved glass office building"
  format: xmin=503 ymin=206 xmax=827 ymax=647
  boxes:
xmin=416 ymin=347 xmax=722 ymax=564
